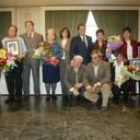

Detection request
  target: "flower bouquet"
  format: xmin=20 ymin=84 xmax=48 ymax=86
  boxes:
xmin=121 ymin=65 xmax=140 ymax=81
xmin=106 ymin=35 xmax=123 ymax=60
xmin=33 ymin=42 xmax=59 ymax=66
xmin=0 ymin=49 xmax=7 ymax=69
xmin=0 ymin=48 xmax=18 ymax=72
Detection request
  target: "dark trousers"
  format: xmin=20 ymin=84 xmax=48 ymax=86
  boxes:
xmin=67 ymin=88 xmax=85 ymax=105
xmin=5 ymin=62 xmax=23 ymax=100
xmin=112 ymin=81 xmax=129 ymax=105
xmin=129 ymin=79 xmax=136 ymax=96
xmin=23 ymin=57 xmax=40 ymax=95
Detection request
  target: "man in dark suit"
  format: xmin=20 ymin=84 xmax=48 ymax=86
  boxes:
xmin=83 ymin=50 xmax=111 ymax=111
xmin=64 ymin=55 xmax=86 ymax=105
xmin=21 ymin=21 xmax=44 ymax=98
xmin=70 ymin=23 xmax=93 ymax=65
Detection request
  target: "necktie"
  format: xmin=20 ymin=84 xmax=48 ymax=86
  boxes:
xmin=83 ymin=36 xmax=87 ymax=48
xmin=28 ymin=33 xmax=33 ymax=40
xmin=75 ymin=70 xmax=79 ymax=83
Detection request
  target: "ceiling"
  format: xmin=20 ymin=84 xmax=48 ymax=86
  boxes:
xmin=0 ymin=0 xmax=140 ymax=7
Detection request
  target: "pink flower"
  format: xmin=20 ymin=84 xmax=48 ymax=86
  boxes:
xmin=6 ymin=53 xmax=15 ymax=60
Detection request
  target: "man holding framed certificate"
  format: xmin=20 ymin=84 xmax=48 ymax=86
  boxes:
xmin=2 ymin=25 xmax=27 ymax=105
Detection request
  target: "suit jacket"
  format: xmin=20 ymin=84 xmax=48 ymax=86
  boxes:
xmin=118 ymin=39 xmax=138 ymax=60
xmin=64 ymin=65 xmax=86 ymax=90
xmin=20 ymin=32 xmax=44 ymax=60
xmin=83 ymin=60 xmax=111 ymax=87
xmin=70 ymin=35 xmax=93 ymax=64
xmin=93 ymin=40 xmax=107 ymax=60
xmin=60 ymin=38 xmax=71 ymax=64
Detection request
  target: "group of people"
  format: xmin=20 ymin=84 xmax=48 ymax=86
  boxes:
xmin=0 ymin=21 xmax=139 ymax=112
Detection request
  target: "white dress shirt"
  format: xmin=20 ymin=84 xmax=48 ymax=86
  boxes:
xmin=93 ymin=65 xmax=99 ymax=77
xmin=127 ymin=41 xmax=133 ymax=60
xmin=114 ymin=60 xmax=124 ymax=82
xmin=61 ymin=39 xmax=67 ymax=60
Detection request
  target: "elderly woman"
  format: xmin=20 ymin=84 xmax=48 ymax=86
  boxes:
xmin=64 ymin=55 xmax=86 ymax=106
xmin=43 ymin=28 xmax=63 ymax=101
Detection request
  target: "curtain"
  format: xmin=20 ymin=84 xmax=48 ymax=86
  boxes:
xmin=0 ymin=12 xmax=12 ymax=41
xmin=92 ymin=10 xmax=138 ymax=39
xmin=45 ymin=11 xmax=88 ymax=37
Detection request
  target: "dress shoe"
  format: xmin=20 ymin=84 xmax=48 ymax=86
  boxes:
xmin=46 ymin=94 xmax=51 ymax=101
xmin=35 ymin=94 xmax=41 ymax=100
xmin=101 ymin=106 xmax=108 ymax=112
xmin=51 ymin=94 xmax=57 ymax=100
xmin=5 ymin=98 xmax=15 ymax=104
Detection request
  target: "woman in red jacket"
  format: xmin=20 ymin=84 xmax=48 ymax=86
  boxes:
xmin=119 ymin=27 xmax=138 ymax=102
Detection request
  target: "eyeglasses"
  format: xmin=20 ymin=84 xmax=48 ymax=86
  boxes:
xmin=92 ymin=57 xmax=99 ymax=59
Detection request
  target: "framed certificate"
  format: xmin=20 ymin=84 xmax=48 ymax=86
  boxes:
xmin=130 ymin=58 xmax=140 ymax=70
xmin=5 ymin=39 xmax=21 ymax=56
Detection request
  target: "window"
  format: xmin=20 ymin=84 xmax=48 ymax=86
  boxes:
xmin=85 ymin=11 xmax=98 ymax=42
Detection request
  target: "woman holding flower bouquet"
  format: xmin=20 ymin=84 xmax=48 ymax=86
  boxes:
xmin=118 ymin=27 xmax=138 ymax=102
xmin=42 ymin=28 xmax=62 ymax=101
xmin=2 ymin=25 xmax=27 ymax=105
xmin=111 ymin=52 xmax=129 ymax=111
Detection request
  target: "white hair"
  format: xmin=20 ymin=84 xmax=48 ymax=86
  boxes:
xmin=73 ymin=55 xmax=83 ymax=62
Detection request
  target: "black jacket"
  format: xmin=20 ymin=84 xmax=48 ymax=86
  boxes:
xmin=70 ymin=35 xmax=93 ymax=64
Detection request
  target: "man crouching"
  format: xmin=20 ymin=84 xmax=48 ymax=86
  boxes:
xmin=64 ymin=55 xmax=86 ymax=106
xmin=83 ymin=50 xmax=111 ymax=111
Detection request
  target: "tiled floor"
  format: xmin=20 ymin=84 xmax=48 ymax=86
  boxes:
xmin=0 ymin=96 xmax=140 ymax=140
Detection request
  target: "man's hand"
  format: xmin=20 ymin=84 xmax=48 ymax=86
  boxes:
xmin=75 ymin=83 xmax=83 ymax=89
xmin=86 ymin=86 xmax=94 ymax=94
xmin=73 ymin=89 xmax=80 ymax=96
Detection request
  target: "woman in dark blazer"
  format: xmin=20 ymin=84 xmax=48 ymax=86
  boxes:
xmin=118 ymin=27 xmax=138 ymax=101
xmin=59 ymin=27 xmax=71 ymax=95
xmin=93 ymin=29 xmax=108 ymax=61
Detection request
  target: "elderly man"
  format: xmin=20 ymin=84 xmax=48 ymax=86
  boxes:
xmin=64 ymin=55 xmax=86 ymax=105
xmin=83 ymin=50 xmax=111 ymax=111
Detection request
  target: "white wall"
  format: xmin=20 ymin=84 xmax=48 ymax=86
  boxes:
xmin=16 ymin=7 xmax=42 ymax=35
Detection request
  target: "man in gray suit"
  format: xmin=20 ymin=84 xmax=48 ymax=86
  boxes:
xmin=83 ymin=50 xmax=111 ymax=111
xmin=64 ymin=55 xmax=86 ymax=105
xmin=21 ymin=21 xmax=44 ymax=97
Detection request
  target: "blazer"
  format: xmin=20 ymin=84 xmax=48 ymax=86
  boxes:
xmin=118 ymin=39 xmax=138 ymax=60
xmin=83 ymin=60 xmax=111 ymax=88
xmin=64 ymin=65 xmax=86 ymax=90
xmin=93 ymin=40 xmax=107 ymax=60
xmin=20 ymin=32 xmax=44 ymax=59
xmin=60 ymin=38 xmax=71 ymax=64
xmin=70 ymin=35 xmax=93 ymax=64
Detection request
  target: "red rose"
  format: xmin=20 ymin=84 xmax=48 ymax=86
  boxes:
xmin=49 ymin=58 xmax=59 ymax=66
xmin=0 ymin=58 xmax=6 ymax=67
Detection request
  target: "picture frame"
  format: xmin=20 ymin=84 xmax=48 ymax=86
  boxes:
xmin=130 ymin=58 xmax=140 ymax=70
xmin=5 ymin=39 xmax=21 ymax=57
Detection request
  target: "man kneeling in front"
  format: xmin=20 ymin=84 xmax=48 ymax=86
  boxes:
xmin=83 ymin=50 xmax=111 ymax=111
xmin=64 ymin=55 xmax=86 ymax=106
